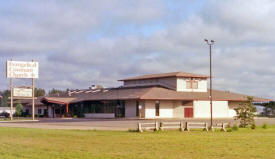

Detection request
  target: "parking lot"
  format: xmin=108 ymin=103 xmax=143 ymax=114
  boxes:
xmin=1 ymin=118 xmax=275 ymax=131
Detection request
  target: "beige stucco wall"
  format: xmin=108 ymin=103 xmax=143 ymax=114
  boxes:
xmin=193 ymin=100 xmax=232 ymax=118
xmin=144 ymin=100 xmax=174 ymax=118
xmin=228 ymin=101 xmax=241 ymax=117
xmin=144 ymin=100 xmax=156 ymax=118
xmin=159 ymin=100 xmax=174 ymax=118
xmin=141 ymin=99 xmax=236 ymax=119
xmin=173 ymin=101 xmax=185 ymax=118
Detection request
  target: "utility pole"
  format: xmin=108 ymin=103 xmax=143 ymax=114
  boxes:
xmin=204 ymin=39 xmax=214 ymax=129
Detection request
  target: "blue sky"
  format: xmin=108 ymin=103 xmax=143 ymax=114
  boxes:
xmin=0 ymin=0 xmax=275 ymax=99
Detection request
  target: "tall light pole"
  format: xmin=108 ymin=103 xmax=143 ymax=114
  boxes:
xmin=204 ymin=39 xmax=214 ymax=129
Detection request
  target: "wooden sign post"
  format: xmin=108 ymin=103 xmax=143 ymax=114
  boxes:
xmin=10 ymin=74 xmax=14 ymax=120
xmin=6 ymin=59 xmax=39 ymax=120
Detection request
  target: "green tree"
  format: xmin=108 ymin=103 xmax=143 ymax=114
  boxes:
xmin=263 ymin=101 xmax=275 ymax=117
xmin=0 ymin=90 xmax=11 ymax=107
xmin=35 ymin=88 xmax=46 ymax=97
xmin=16 ymin=102 xmax=23 ymax=117
xmin=48 ymin=88 xmax=66 ymax=95
xmin=234 ymin=97 xmax=256 ymax=127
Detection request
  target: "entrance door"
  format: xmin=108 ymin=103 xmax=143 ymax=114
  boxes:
xmin=184 ymin=108 xmax=193 ymax=118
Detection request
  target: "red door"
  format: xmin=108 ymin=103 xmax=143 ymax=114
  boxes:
xmin=184 ymin=108 xmax=193 ymax=118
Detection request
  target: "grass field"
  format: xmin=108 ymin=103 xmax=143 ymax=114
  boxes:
xmin=0 ymin=126 xmax=275 ymax=159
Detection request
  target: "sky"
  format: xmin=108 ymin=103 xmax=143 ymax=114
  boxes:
xmin=0 ymin=0 xmax=275 ymax=99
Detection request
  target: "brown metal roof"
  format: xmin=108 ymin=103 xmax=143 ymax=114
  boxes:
xmin=139 ymin=87 xmax=270 ymax=102
xmin=119 ymin=72 xmax=209 ymax=81
xmin=67 ymin=86 xmax=270 ymax=103
xmin=72 ymin=87 xmax=151 ymax=103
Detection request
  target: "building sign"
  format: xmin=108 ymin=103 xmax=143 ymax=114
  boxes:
xmin=6 ymin=61 xmax=39 ymax=79
xmin=13 ymin=87 xmax=33 ymax=97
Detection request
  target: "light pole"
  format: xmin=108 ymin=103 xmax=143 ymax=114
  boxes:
xmin=204 ymin=39 xmax=214 ymax=129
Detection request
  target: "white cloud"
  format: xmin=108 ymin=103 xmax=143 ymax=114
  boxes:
xmin=0 ymin=0 xmax=274 ymax=99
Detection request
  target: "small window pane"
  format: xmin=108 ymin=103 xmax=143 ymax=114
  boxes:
xmin=186 ymin=81 xmax=191 ymax=89
xmin=193 ymin=81 xmax=198 ymax=89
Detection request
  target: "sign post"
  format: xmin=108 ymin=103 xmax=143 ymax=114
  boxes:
xmin=10 ymin=74 xmax=13 ymax=120
xmin=6 ymin=60 xmax=39 ymax=120
xmin=32 ymin=59 xmax=35 ymax=120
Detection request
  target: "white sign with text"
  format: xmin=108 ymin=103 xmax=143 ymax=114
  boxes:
xmin=6 ymin=61 xmax=39 ymax=78
xmin=13 ymin=87 xmax=33 ymax=97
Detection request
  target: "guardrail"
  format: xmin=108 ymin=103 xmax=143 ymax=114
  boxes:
xmin=160 ymin=121 xmax=184 ymax=131
xmin=138 ymin=121 xmax=229 ymax=132
xmin=185 ymin=122 xmax=208 ymax=131
xmin=138 ymin=122 xmax=159 ymax=132
xmin=212 ymin=123 xmax=228 ymax=132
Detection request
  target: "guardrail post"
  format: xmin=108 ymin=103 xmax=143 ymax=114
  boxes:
xmin=160 ymin=122 xmax=163 ymax=131
xmin=155 ymin=121 xmax=159 ymax=131
xmin=180 ymin=121 xmax=184 ymax=131
xmin=185 ymin=122 xmax=189 ymax=131
xmin=222 ymin=123 xmax=226 ymax=132
xmin=138 ymin=123 xmax=143 ymax=132
xmin=205 ymin=123 xmax=209 ymax=131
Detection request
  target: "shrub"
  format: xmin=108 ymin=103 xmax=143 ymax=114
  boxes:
xmin=234 ymin=97 xmax=256 ymax=128
xmin=262 ymin=123 xmax=268 ymax=129
xmin=16 ymin=103 xmax=23 ymax=117
xmin=128 ymin=129 xmax=138 ymax=132
xmin=232 ymin=124 xmax=239 ymax=131
xmin=251 ymin=123 xmax=256 ymax=130
xmin=227 ymin=128 xmax=233 ymax=132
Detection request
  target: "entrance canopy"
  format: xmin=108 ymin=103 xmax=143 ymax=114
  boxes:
xmin=41 ymin=97 xmax=76 ymax=105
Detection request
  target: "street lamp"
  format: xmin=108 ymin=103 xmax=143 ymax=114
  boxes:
xmin=204 ymin=39 xmax=214 ymax=129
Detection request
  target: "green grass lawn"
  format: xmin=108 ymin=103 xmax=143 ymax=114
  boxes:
xmin=0 ymin=126 xmax=275 ymax=159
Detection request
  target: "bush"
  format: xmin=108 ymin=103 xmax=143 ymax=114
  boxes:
xmin=251 ymin=123 xmax=256 ymax=130
xmin=262 ymin=123 xmax=268 ymax=129
xmin=128 ymin=129 xmax=138 ymax=132
xmin=232 ymin=124 xmax=239 ymax=131
xmin=234 ymin=97 xmax=256 ymax=128
xmin=226 ymin=128 xmax=233 ymax=132
xmin=16 ymin=103 xmax=23 ymax=117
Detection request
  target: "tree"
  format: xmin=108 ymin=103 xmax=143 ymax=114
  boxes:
xmin=0 ymin=90 xmax=11 ymax=107
xmin=265 ymin=102 xmax=275 ymax=117
xmin=48 ymin=88 xmax=65 ymax=95
xmin=234 ymin=97 xmax=256 ymax=127
xmin=35 ymin=88 xmax=46 ymax=97
xmin=16 ymin=102 xmax=23 ymax=117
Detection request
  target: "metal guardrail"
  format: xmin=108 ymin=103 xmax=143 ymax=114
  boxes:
xmin=160 ymin=121 xmax=184 ymax=131
xmin=185 ymin=122 xmax=208 ymax=131
xmin=138 ymin=122 xmax=159 ymax=132
xmin=138 ymin=121 xmax=228 ymax=132
xmin=212 ymin=123 xmax=228 ymax=132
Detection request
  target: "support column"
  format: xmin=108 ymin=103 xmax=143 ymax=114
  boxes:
xmin=66 ymin=103 xmax=69 ymax=117
xmin=32 ymin=59 xmax=35 ymax=121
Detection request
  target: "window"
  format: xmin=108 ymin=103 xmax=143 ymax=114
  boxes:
xmin=186 ymin=79 xmax=199 ymax=89
xmin=186 ymin=81 xmax=192 ymax=89
xmin=136 ymin=101 xmax=139 ymax=116
xmin=44 ymin=109 xmax=48 ymax=116
xmin=25 ymin=109 xmax=29 ymax=115
xmin=155 ymin=101 xmax=160 ymax=116
xmin=38 ymin=109 xmax=42 ymax=114
xmin=192 ymin=81 xmax=198 ymax=89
